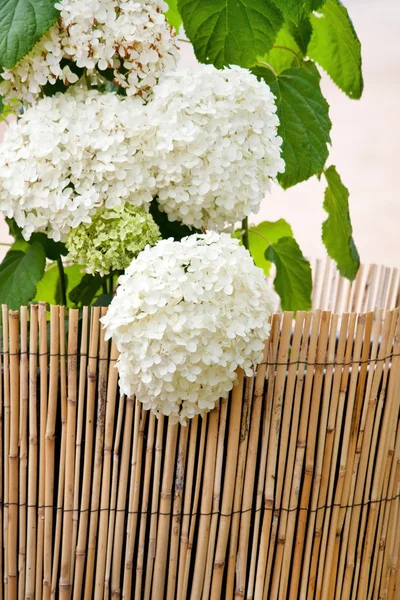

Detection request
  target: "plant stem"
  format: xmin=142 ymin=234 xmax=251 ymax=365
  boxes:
xmin=102 ymin=279 xmax=108 ymax=295
xmin=242 ymin=217 xmax=249 ymax=250
xmin=273 ymin=45 xmax=301 ymax=65
xmin=256 ymin=61 xmax=278 ymax=78
xmin=57 ymin=257 xmax=67 ymax=306
xmin=108 ymin=275 xmax=114 ymax=296
xmin=84 ymin=68 xmax=92 ymax=89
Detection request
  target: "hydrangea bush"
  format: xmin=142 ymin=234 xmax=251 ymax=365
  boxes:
xmin=0 ymin=0 xmax=363 ymax=419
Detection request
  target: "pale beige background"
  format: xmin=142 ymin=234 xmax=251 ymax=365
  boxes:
xmin=0 ymin=0 xmax=399 ymax=266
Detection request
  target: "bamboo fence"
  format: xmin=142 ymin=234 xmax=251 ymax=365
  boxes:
xmin=0 ymin=260 xmax=399 ymax=599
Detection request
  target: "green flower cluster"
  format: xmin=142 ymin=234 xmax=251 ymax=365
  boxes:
xmin=66 ymin=204 xmax=161 ymax=276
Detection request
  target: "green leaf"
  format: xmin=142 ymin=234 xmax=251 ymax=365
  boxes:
xmin=150 ymin=199 xmax=199 ymax=241
xmin=5 ymin=217 xmax=23 ymax=239
xmin=287 ymin=17 xmax=312 ymax=54
xmin=0 ymin=0 xmax=60 ymax=69
xmin=322 ymin=165 xmax=360 ymax=280
xmin=0 ymin=241 xmax=46 ymax=309
xmin=165 ymin=0 xmax=182 ymax=31
xmin=265 ymin=236 xmax=312 ymax=311
xmin=237 ymin=219 xmax=293 ymax=276
xmin=271 ymin=0 xmax=324 ymax=24
xmin=93 ymin=294 xmax=113 ymax=307
xmin=253 ymin=62 xmax=331 ymax=188
xmin=34 ymin=264 xmax=61 ymax=305
xmin=34 ymin=264 xmax=95 ymax=307
xmin=178 ymin=0 xmax=283 ymax=68
xmin=69 ymin=274 xmax=102 ymax=307
xmin=30 ymin=233 xmax=67 ymax=261
xmin=259 ymin=26 xmax=300 ymax=75
xmin=308 ymin=0 xmax=363 ymax=99
xmin=5 ymin=218 xmax=67 ymax=260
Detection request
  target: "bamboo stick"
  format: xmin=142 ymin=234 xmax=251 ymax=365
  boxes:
xmin=270 ymin=309 xmax=318 ymax=600
xmin=320 ymin=313 xmax=365 ymax=599
xmin=59 ymin=309 xmax=79 ymax=600
xmin=121 ymin=400 xmax=146 ymax=598
xmin=270 ymin=311 xmax=308 ymax=598
xmin=348 ymin=309 xmax=396 ymax=600
xmin=304 ymin=313 xmax=339 ymax=598
xmin=166 ymin=424 xmax=189 ymax=600
xmin=189 ymin=406 xmax=219 ymax=600
xmin=18 ymin=306 xmax=28 ymax=600
xmin=178 ymin=415 xmax=207 ymax=600
xmin=84 ymin=308 xmax=110 ymax=597
xmin=104 ymin=393 xmax=125 ymax=598
xmin=287 ymin=311 xmax=330 ymax=600
xmin=276 ymin=312 xmax=313 ymax=600
xmin=25 ymin=304 xmax=38 ymax=599
xmin=176 ymin=416 xmax=199 ymax=600
xmin=202 ymin=398 xmax=227 ymax=600
xmin=151 ymin=422 xmax=179 ymax=595
xmin=95 ymin=341 xmax=120 ymax=600
xmin=111 ymin=395 xmax=136 ymax=598
xmin=73 ymin=307 xmax=100 ymax=600
xmin=235 ymin=340 xmax=270 ymax=598
xmin=35 ymin=303 xmax=48 ymax=599
xmin=358 ymin=311 xmax=400 ymax=598
xmin=0 ymin=308 xmax=3 ymax=600
xmin=246 ymin=315 xmax=281 ymax=599
xmin=135 ymin=412 xmax=156 ymax=599
xmin=51 ymin=306 xmax=68 ymax=598
xmin=380 ymin=426 xmax=400 ymax=598
xmin=315 ymin=313 xmax=357 ymax=599
xmin=255 ymin=311 xmax=294 ymax=600
xmin=2 ymin=305 xmax=10 ymax=597
xmin=144 ymin=414 xmax=165 ymax=600
xmin=372 ymin=422 xmax=399 ymax=598
xmin=327 ymin=313 xmax=372 ymax=599
xmin=8 ymin=310 xmax=19 ymax=600
xmin=210 ymin=370 xmax=244 ymax=599
xmin=348 ymin=310 xmax=392 ymax=600
xmin=226 ymin=376 xmax=254 ymax=600
xmin=0 ymin=307 xmax=3 ymax=600
xmin=43 ymin=306 xmax=59 ymax=600
xmin=70 ymin=306 xmax=89 ymax=586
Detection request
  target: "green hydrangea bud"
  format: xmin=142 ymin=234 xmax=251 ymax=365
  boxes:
xmin=66 ymin=204 xmax=161 ymax=276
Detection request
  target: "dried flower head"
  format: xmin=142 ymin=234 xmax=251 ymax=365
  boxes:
xmin=0 ymin=0 xmax=179 ymax=107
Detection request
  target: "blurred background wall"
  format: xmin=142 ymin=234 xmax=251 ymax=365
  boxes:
xmin=0 ymin=0 xmax=398 ymax=266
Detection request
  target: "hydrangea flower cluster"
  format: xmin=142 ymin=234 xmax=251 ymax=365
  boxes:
xmin=146 ymin=65 xmax=285 ymax=230
xmin=0 ymin=88 xmax=156 ymax=241
xmin=66 ymin=204 xmax=160 ymax=275
xmin=102 ymin=232 xmax=274 ymax=423
xmin=0 ymin=0 xmax=178 ymax=107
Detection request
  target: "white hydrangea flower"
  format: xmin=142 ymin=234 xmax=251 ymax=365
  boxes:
xmin=0 ymin=0 xmax=179 ymax=107
xmin=146 ymin=65 xmax=285 ymax=231
xmin=102 ymin=232 xmax=274 ymax=424
xmin=0 ymin=88 xmax=157 ymax=241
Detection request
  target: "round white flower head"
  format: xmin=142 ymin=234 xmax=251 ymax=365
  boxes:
xmin=0 ymin=88 xmax=157 ymax=241
xmin=102 ymin=232 xmax=274 ymax=424
xmin=147 ymin=65 xmax=285 ymax=231
xmin=0 ymin=0 xmax=179 ymax=107
xmin=66 ymin=204 xmax=161 ymax=276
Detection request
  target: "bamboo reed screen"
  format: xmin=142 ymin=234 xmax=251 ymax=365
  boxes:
xmin=0 ymin=261 xmax=399 ymax=599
